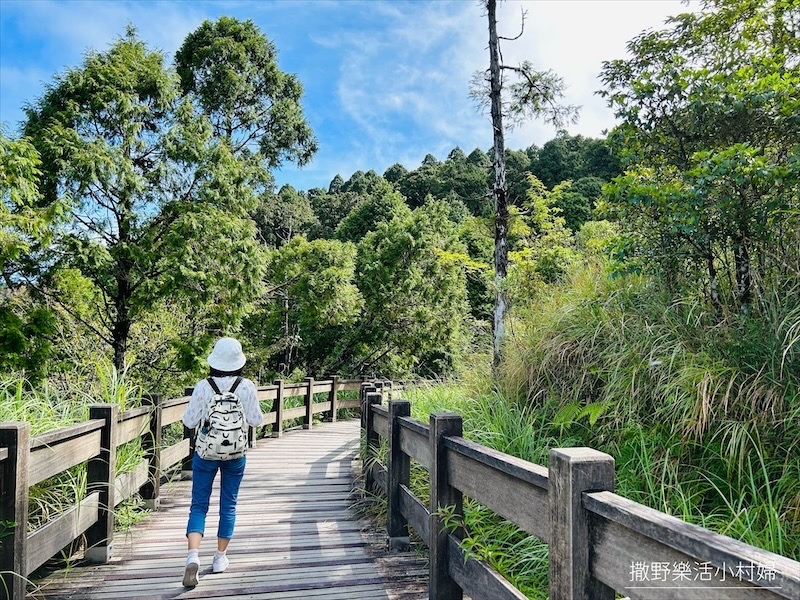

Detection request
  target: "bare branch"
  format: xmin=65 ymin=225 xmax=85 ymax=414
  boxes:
xmin=499 ymin=7 xmax=526 ymax=41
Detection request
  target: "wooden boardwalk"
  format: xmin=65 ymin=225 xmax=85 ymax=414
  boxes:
xmin=30 ymin=420 xmax=428 ymax=600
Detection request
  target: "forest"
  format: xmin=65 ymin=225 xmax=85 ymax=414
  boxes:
xmin=1 ymin=0 xmax=798 ymax=595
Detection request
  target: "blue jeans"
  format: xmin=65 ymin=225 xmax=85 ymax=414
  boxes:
xmin=186 ymin=453 xmax=246 ymax=539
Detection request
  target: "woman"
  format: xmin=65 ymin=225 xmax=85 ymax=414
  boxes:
xmin=181 ymin=337 xmax=263 ymax=587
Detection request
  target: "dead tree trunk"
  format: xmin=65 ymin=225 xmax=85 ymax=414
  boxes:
xmin=488 ymin=0 xmax=509 ymax=371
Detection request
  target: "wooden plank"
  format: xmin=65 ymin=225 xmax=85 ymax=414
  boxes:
xmin=447 ymin=534 xmax=527 ymax=600
xmin=284 ymin=384 xmax=306 ymax=397
xmin=398 ymin=416 xmax=430 ymax=469
xmin=26 ymin=491 xmax=100 ymax=574
xmin=116 ymin=410 xmax=149 ymax=446
xmin=161 ymin=438 xmax=190 ymax=470
xmin=337 ymin=399 xmax=360 ymax=410
xmin=283 ymin=406 xmax=306 ymax=420
xmin=313 ymin=381 xmax=333 ymax=394
xmin=311 ymin=401 xmax=331 ymax=417
xmin=258 ymin=388 xmax=278 ymax=401
xmin=29 ymin=426 xmax=102 ymax=485
xmin=445 ymin=435 xmax=549 ymax=541
xmin=373 ymin=464 xmax=388 ymax=494
xmin=586 ymin=491 xmax=800 ymax=599
xmin=400 ymin=483 xmax=429 ymax=544
xmin=160 ymin=396 xmax=189 ymax=410
xmin=160 ymin=401 xmax=185 ymax=427
xmin=29 ymin=419 xmax=104 ymax=449
xmin=372 ymin=405 xmax=389 ymax=439
xmin=590 ymin=516 xmax=788 ymax=599
xmin=340 ymin=380 xmax=362 ymax=391
xmin=115 ymin=458 xmax=150 ymax=506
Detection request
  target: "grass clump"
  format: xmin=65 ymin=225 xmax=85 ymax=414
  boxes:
xmin=398 ymin=262 xmax=799 ymax=598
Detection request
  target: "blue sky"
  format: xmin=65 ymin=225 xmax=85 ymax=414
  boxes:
xmin=0 ymin=0 xmax=691 ymax=191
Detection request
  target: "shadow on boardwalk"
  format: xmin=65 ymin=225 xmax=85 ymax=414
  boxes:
xmin=30 ymin=420 xmax=428 ymax=599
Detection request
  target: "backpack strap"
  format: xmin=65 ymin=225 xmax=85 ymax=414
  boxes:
xmin=207 ymin=377 xmax=222 ymax=394
xmin=207 ymin=376 xmax=242 ymax=395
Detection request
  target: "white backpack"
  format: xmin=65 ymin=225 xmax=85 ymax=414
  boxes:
xmin=195 ymin=377 xmax=247 ymax=461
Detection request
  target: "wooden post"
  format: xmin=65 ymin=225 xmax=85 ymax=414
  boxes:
xmin=548 ymin=448 xmax=615 ymax=600
xmin=304 ymin=377 xmax=314 ymax=430
xmin=375 ymin=380 xmax=384 ymax=403
xmin=387 ymin=400 xmax=411 ymax=551
xmin=364 ymin=391 xmax=382 ymax=494
xmin=429 ymin=413 xmax=463 ymax=600
xmin=140 ymin=394 xmax=162 ymax=511
xmin=181 ymin=387 xmax=194 ymax=480
xmin=360 ymin=383 xmax=376 ymax=430
xmin=85 ymin=403 xmax=118 ymax=563
xmin=326 ymin=375 xmax=339 ymax=423
xmin=272 ymin=379 xmax=284 ymax=438
xmin=0 ymin=422 xmax=30 ymax=599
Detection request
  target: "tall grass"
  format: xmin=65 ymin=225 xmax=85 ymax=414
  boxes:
xmin=500 ymin=263 xmax=799 ymax=555
xmin=0 ymin=363 xmax=147 ymax=534
xmin=400 ymin=261 xmax=799 ymax=597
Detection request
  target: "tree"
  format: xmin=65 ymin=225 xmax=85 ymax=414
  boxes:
xmin=307 ymin=187 xmax=361 ymax=239
xmin=22 ymin=29 xmax=266 ymax=370
xmin=530 ymin=132 xmax=620 ymax=189
xmin=244 ymin=236 xmax=362 ymax=376
xmin=253 ymin=184 xmax=316 ymax=247
xmin=334 ymin=180 xmax=410 ymax=243
xmin=473 ymin=0 xmax=579 ymax=369
xmin=175 ymin=16 xmax=317 ymax=168
xmin=341 ymin=200 xmax=469 ymax=375
xmin=0 ymin=131 xmax=62 ymax=287
xmin=600 ymin=0 xmax=800 ymax=310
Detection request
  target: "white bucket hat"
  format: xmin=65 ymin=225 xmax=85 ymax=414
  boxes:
xmin=207 ymin=337 xmax=246 ymax=371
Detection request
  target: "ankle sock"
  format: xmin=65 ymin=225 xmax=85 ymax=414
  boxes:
xmin=187 ymin=549 xmax=199 ymax=564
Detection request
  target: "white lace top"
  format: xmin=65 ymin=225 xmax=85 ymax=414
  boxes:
xmin=182 ymin=376 xmax=264 ymax=429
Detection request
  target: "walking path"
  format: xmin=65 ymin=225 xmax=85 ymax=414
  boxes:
xmin=31 ymin=420 xmax=428 ymax=599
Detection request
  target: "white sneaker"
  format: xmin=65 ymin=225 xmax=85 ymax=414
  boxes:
xmin=183 ymin=558 xmax=200 ymax=587
xmin=212 ymin=552 xmax=229 ymax=573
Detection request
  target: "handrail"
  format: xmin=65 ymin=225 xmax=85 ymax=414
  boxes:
xmin=0 ymin=375 xmax=363 ymax=599
xmin=362 ymin=391 xmax=800 ymax=600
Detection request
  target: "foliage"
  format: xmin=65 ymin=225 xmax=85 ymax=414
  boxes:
xmin=334 ymin=179 xmax=411 ymax=243
xmin=530 ymin=132 xmax=621 ymax=189
xmin=242 ymin=236 xmax=362 ymax=378
xmin=340 ymin=200 xmax=470 ymax=376
xmin=0 ymin=130 xmax=64 ymax=285
xmin=21 ymin=28 xmax=268 ymax=370
xmin=600 ymin=0 xmax=800 ymax=311
xmin=175 ymin=16 xmax=317 ymax=167
xmin=252 ymin=184 xmax=316 ymax=247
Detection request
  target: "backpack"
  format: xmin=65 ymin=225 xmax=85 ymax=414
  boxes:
xmin=195 ymin=377 xmax=247 ymax=461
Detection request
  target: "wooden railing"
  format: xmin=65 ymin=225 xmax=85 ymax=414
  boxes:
xmin=360 ymin=385 xmax=800 ymax=600
xmin=0 ymin=377 xmax=362 ymax=599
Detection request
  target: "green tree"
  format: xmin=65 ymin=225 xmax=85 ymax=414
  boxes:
xmin=22 ymin=29 xmax=266 ymax=370
xmin=244 ymin=236 xmax=362 ymax=376
xmin=334 ymin=179 xmax=410 ymax=243
xmin=253 ymin=184 xmax=316 ymax=247
xmin=0 ymin=131 xmax=63 ymax=286
xmin=343 ymin=200 xmax=469 ymax=376
xmin=383 ymin=163 xmax=408 ymax=185
xmin=531 ymin=132 xmax=620 ymax=189
xmin=175 ymin=16 xmax=317 ymax=168
xmin=600 ymin=0 xmax=800 ymax=310
xmin=307 ymin=187 xmax=361 ymax=239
